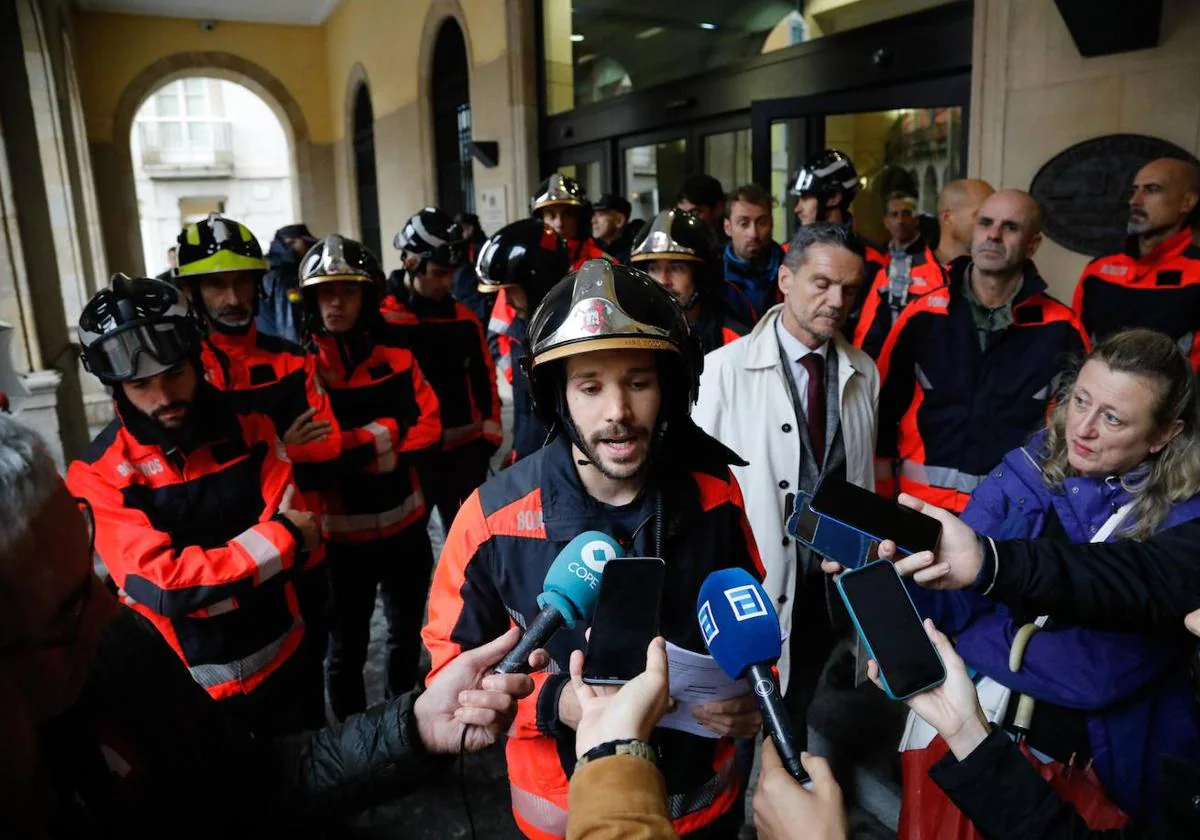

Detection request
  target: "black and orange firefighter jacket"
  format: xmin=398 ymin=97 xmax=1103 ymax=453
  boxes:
xmin=66 ymin=385 xmax=314 ymax=702
xmin=310 ymin=332 xmax=442 ymax=543
xmin=875 ymin=258 xmax=1089 ymax=512
xmin=200 ymin=325 xmax=342 ymax=487
xmin=380 ymin=284 xmax=501 ymax=456
xmin=422 ymin=428 xmax=765 ymax=840
xmin=852 ymin=238 xmax=949 ymax=359
xmin=1072 ymin=228 xmax=1200 ymax=371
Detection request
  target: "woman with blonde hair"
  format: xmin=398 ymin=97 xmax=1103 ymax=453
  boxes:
xmin=911 ymin=328 xmax=1200 ymax=829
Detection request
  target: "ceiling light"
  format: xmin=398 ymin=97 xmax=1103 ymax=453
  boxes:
xmin=699 ymin=22 xmax=717 ymax=30
xmin=635 ymin=26 xmax=665 ymax=39
xmin=570 ymin=33 xmax=585 ymax=42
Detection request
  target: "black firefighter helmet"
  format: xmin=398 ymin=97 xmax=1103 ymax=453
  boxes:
xmin=629 ymin=209 xmax=721 ymax=309
xmin=78 ymin=274 xmax=201 ymax=385
xmin=394 ymin=207 xmax=467 ymax=273
xmin=530 ymin=174 xmax=593 ymax=234
xmin=475 ymin=219 xmax=571 ymax=313
xmin=523 ymin=259 xmax=702 ymax=451
xmin=789 ymin=149 xmax=861 ymax=219
xmin=298 ymin=234 xmax=385 ymax=336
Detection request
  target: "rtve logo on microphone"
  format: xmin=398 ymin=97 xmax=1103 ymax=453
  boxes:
xmin=698 ymin=601 xmax=719 ymax=646
xmin=725 ymin=585 xmax=768 ymax=621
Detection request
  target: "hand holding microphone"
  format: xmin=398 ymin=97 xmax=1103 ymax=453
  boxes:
xmin=494 ymin=531 xmax=623 ymax=675
xmin=696 ymin=568 xmax=804 ymax=780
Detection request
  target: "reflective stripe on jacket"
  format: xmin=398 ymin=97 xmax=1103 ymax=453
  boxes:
xmin=201 ymin=326 xmax=342 ymax=474
xmin=875 ymin=257 xmax=1089 ymax=512
xmin=311 ymin=334 xmax=441 ymax=542
xmin=66 ymin=391 xmax=308 ymax=701
xmin=1073 ymin=228 xmax=1200 ymax=372
xmin=852 ymin=240 xmax=948 ymax=359
xmin=422 ymin=431 xmax=764 ymax=838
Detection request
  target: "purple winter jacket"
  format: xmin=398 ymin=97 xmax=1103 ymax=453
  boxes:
xmin=913 ymin=431 xmax=1200 ymax=824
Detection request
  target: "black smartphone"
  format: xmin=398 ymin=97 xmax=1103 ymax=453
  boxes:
xmin=835 ymin=560 xmax=946 ymax=700
xmin=583 ymin=557 xmax=666 ymax=685
xmin=786 ymin=492 xmax=877 ymax=570
xmin=810 ymin=477 xmax=942 ymax=557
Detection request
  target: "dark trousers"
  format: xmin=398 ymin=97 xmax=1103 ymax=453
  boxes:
xmin=325 ymin=525 xmax=435 ymax=720
xmin=218 ymin=577 xmax=329 ymax=738
xmin=423 ymin=444 xmax=491 ymax=530
xmin=783 ymin=571 xmax=842 ymax=751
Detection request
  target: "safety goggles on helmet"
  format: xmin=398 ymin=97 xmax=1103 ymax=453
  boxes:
xmin=78 ymin=275 xmax=199 ymax=385
xmin=176 ymin=213 xmax=268 ymax=278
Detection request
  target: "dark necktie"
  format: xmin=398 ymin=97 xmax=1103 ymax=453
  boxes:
xmin=800 ymin=353 xmax=826 ymax=469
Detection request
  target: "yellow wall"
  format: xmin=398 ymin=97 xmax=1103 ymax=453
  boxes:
xmin=71 ymin=11 xmax=334 ymax=143
xmin=323 ymin=0 xmax=511 ymax=141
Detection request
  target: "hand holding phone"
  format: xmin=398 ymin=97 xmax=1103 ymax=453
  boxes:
xmin=582 ymin=558 xmax=666 ymax=685
xmin=810 ymin=477 xmax=942 ymax=557
xmin=835 ymin=560 xmax=946 ymax=700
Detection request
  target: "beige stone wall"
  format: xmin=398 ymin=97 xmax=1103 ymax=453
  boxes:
xmin=970 ymin=0 xmax=1200 ymax=303
xmin=325 ymin=0 xmax=538 ymax=274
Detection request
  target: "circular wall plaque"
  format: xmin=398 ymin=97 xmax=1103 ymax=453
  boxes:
xmin=1029 ymin=134 xmax=1198 ymax=257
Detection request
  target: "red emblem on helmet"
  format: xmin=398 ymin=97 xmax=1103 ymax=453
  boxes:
xmin=579 ymin=299 xmax=607 ymax=334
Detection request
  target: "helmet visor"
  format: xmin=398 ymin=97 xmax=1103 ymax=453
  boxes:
xmin=83 ymin=317 xmax=194 ymax=384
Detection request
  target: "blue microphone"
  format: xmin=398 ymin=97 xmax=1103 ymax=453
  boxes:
xmin=697 ymin=568 xmax=806 ymax=782
xmin=495 ymin=531 xmax=623 ymax=674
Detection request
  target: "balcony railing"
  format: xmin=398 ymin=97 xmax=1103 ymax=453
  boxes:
xmin=136 ymin=119 xmax=234 ymax=177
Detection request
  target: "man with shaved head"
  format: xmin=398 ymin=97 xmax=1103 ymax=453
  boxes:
xmin=1073 ymin=157 xmax=1200 ymax=370
xmin=935 ymin=179 xmax=995 ymax=265
xmin=853 ymin=179 xmax=995 ymax=358
xmin=875 ymin=188 xmax=1088 ymax=510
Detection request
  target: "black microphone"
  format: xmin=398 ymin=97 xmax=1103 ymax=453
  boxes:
xmin=697 ymin=568 xmax=809 ymax=782
xmin=494 ymin=531 xmax=624 ymax=674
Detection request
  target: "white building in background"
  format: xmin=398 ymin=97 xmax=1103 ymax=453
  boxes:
xmin=132 ymin=78 xmax=295 ymax=276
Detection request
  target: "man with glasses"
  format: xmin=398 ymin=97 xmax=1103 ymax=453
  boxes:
xmin=65 ymin=273 xmax=325 ymax=736
xmin=1 ymin=412 xmax=545 ymax=839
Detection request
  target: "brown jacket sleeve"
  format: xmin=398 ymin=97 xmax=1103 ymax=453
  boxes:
xmin=566 ymin=755 xmax=678 ymax=840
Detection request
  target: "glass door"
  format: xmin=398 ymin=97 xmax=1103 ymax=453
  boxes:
xmin=752 ymin=76 xmax=971 ymax=244
xmin=619 ymin=130 xmax=688 ymax=224
xmin=544 ymin=141 xmax=610 ymax=206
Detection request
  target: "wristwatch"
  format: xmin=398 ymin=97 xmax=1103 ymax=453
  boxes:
xmin=577 ymin=738 xmax=657 ymax=767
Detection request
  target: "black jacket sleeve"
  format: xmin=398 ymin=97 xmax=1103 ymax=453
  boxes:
xmin=263 ymin=691 xmax=453 ymax=821
xmin=929 ymin=728 xmax=1142 ymax=840
xmin=989 ymin=520 xmax=1200 ymax=631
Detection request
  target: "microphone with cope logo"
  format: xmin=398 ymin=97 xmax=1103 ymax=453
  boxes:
xmin=697 ymin=568 xmax=807 ymax=782
xmin=494 ymin=531 xmax=624 ymax=675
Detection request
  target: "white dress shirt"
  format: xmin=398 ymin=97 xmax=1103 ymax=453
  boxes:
xmin=774 ymin=316 xmax=829 ymax=416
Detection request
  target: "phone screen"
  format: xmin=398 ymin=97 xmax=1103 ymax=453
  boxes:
xmin=786 ymin=494 xmax=876 ymax=569
xmin=836 ymin=560 xmax=945 ymax=699
xmin=810 ymin=477 xmax=941 ymax=556
xmin=583 ymin=558 xmax=666 ymax=685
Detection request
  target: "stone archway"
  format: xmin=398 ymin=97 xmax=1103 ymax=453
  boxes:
xmin=417 ymin=0 xmax=474 ymax=206
xmin=98 ymin=51 xmax=318 ymax=277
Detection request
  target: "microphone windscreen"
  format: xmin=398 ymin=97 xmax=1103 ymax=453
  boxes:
xmin=696 ymin=568 xmax=782 ymax=680
xmin=538 ymin=531 xmax=624 ymax=627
